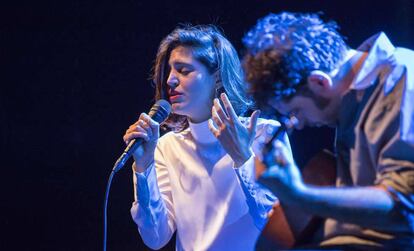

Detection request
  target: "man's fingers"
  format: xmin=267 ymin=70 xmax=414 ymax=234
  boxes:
xmin=272 ymin=140 xmax=289 ymax=167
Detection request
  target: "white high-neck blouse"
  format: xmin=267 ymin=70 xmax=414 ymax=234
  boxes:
xmin=131 ymin=118 xmax=288 ymax=251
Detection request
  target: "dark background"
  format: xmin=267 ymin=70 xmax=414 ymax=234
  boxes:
xmin=2 ymin=0 xmax=413 ymax=250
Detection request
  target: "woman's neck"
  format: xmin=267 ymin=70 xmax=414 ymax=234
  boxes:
xmin=187 ymin=113 xmax=211 ymax=124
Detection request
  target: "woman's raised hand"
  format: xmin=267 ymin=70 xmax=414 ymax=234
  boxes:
xmin=208 ymin=93 xmax=260 ymax=167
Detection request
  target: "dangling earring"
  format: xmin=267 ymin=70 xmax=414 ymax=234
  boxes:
xmin=215 ymin=86 xmax=224 ymax=98
xmin=214 ymin=70 xmax=224 ymax=98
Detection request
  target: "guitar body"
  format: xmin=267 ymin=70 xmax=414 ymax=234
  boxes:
xmin=255 ymin=149 xmax=337 ymax=249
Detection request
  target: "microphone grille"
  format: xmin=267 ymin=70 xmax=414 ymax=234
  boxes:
xmin=149 ymin=99 xmax=172 ymax=123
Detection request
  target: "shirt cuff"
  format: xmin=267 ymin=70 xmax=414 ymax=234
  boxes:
xmin=234 ymin=154 xmax=278 ymax=229
xmin=133 ymin=161 xmax=161 ymax=207
xmin=234 ymin=153 xmax=257 ymax=195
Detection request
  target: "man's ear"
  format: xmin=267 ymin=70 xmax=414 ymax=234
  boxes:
xmin=307 ymin=70 xmax=333 ymax=97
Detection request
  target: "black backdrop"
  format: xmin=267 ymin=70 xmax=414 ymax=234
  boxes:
xmin=2 ymin=0 xmax=414 ymax=250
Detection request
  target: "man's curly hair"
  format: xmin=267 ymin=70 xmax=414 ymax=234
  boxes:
xmin=242 ymin=12 xmax=348 ymax=110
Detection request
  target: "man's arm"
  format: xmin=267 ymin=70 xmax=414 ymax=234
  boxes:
xmin=259 ymin=140 xmax=414 ymax=233
xmin=295 ymin=184 xmax=408 ymax=232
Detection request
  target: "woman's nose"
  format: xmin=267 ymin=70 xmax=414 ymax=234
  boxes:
xmin=166 ymin=72 xmax=179 ymax=88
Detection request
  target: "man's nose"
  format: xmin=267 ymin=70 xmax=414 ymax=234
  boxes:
xmin=291 ymin=115 xmax=304 ymax=130
xmin=295 ymin=122 xmax=305 ymax=130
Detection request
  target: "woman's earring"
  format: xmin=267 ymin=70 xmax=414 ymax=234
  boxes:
xmin=215 ymin=86 xmax=224 ymax=97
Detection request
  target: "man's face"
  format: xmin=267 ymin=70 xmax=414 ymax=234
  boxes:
xmin=268 ymin=91 xmax=338 ymax=130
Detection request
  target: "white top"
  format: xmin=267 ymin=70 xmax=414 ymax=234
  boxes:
xmin=131 ymin=118 xmax=288 ymax=251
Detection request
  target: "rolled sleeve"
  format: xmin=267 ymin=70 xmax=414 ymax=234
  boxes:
xmin=376 ymin=168 xmax=414 ymax=233
xmin=372 ymin=71 xmax=414 ymax=233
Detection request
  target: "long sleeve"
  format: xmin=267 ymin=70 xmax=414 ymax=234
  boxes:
xmin=234 ymin=154 xmax=277 ymax=230
xmin=232 ymin=118 xmax=286 ymax=230
xmin=130 ymin=145 xmax=176 ymax=250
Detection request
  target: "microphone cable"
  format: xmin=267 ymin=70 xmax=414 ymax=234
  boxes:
xmin=102 ymin=100 xmax=171 ymax=251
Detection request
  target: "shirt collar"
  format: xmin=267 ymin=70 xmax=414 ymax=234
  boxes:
xmin=351 ymin=32 xmax=395 ymax=90
xmin=188 ymin=119 xmax=217 ymax=144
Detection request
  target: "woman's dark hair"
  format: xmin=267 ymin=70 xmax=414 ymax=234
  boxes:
xmin=153 ymin=24 xmax=253 ymax=131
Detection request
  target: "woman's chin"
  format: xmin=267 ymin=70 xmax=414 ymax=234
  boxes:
xmin=171 ymin=102 xmax=182 ymax=111
xmin=171 ymin=103 xmax=187 ymax=116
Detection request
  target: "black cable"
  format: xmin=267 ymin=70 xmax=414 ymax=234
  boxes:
xmin=103 ymin=170 xmax=115 ymax=251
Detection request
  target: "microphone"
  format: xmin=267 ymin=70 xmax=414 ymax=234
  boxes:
xmin=263 ymin=116 xmax=298 ymax=154
xmin=112 ymin=99 xmax=171 ymax=173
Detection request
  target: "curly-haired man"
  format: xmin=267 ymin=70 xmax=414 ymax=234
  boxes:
xmin=243 ymin=12 xmax=414 ymax=250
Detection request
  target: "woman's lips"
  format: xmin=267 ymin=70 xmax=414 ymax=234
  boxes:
xmin=169 ymin=94 xmax=182 ymax=103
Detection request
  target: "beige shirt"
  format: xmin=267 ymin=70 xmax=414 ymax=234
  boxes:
xmin=323 ymin=33 xmax=414 ymax=249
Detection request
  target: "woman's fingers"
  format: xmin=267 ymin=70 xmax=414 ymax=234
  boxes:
xmin=208 ymin=118 xmax=219 ymax=136
xmin=123 ymin=131 xmax=149 ymax=145
xmin=140 ymin=113 xmax=160 ymax=140
xmin=248 ymin=110 xmax=260 ymax=134
xmin=123 ymin=112 xmax=159 ymax=145
xmin=213 ymin=98 xmax=229 ymax=122
xmin=212 ymin=93 xmax=245 ymax=128
xmin=220 ymin=93 xmax=237 ymax=121
xmin=211 ymin=105 xmax=224 ymax=129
